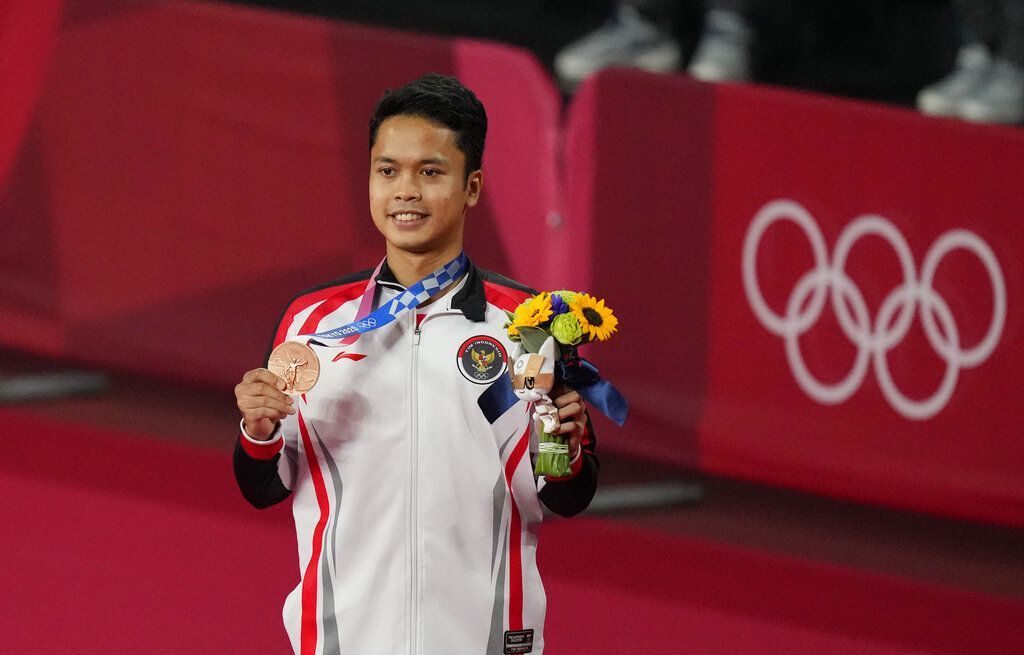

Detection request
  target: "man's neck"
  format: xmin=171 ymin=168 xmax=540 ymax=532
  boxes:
xmin=385 ymin=246 xmax=463 ymax=289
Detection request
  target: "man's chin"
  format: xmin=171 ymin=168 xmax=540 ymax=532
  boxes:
xmin=385 ymin=238 xmax=437 ymax=256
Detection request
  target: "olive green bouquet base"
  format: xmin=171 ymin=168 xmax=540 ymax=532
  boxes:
xmin=535 ymin=428 xmax=572 ymax=477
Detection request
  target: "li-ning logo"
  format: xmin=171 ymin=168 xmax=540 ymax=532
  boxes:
xmin=742 ymin=199 xmax=1006 ymax=420
xmin=331 ymin=351 xmax=367 ymax=363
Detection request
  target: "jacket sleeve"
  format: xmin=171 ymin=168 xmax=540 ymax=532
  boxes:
xmin=233 ymin=432 xmax=293 ymax=509
xmin=232 ymin=301 xmax=298 ymax=510
xmin=537 ymin=418 xmax=599 ymax=517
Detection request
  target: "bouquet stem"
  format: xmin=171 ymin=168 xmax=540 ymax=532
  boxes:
xmin=534 ymin=428 xmax=571 ymax=477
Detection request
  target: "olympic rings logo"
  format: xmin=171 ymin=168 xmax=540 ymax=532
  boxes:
xmin=742 ymin=199 xmax=1006 ymax=420
xmin=329 ymin=317 xmax=377 ymax=337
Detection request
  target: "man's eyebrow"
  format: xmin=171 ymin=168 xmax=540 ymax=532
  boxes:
xmin=372 ymin=156 xmax=449 ymax=165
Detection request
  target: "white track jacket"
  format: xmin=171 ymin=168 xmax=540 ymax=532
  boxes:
xmin=233 ymin=260 xmax=598 ymax=655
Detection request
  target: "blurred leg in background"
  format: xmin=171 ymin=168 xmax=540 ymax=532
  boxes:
xmin=553 ymin=1 xmax=682 ymax=90
xmin=687 ymin=0 xmax=754 ymax=82
xmin=917 ymin=0 xmax=1024 ymax=124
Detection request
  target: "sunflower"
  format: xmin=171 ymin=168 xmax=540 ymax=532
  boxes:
xmin=507 ymin=292 xmax=553 ymax=339
xmin=569 ymin=293 xmax=618 ymax=342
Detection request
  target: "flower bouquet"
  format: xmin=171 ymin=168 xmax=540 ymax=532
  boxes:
xmin=505 ymin=290 xmax=619 ymax=477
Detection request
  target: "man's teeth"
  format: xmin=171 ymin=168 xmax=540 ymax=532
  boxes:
xmin=394 ymin=213 xmax=424 ymax=222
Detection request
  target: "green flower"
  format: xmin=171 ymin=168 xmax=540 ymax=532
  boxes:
xmin=550 ymin=312 xmax=583 ymax=346
xmin=552 ymin=290 xmax=578 ymax=303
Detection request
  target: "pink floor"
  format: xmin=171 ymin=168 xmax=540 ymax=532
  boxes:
xmin=3 ymin=408 xmax=1022 ymax=654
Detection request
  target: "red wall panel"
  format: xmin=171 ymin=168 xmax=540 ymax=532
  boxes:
xmin=0 ymin=0 xmax=62 ymax=189
xmin=705 ymin=84 xmax=1024 ymax=525
xmin=0 ymin=0 xmax=563 ymax=385
xmin=565 ymin=69 xmax=1024 ymax=527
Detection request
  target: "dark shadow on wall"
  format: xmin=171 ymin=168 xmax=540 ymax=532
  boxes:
xmin=0 ymin=122 xmax=62 ymax=327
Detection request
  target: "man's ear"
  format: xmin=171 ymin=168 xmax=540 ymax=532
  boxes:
xmin=465 ymin=170 xmax=483 ymax=208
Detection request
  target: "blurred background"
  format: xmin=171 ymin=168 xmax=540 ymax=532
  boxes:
xmin=2 ymin=0 xmax=1023 ymax=653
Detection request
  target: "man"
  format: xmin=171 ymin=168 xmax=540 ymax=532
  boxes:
xmin=233 ymin=74 xmax=598 ymax=655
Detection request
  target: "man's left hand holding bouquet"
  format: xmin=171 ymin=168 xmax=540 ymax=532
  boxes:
xmin=549 ymin=386 xmax=588 ymax=475
xmin=506 ymin=290 xmax=623 ymax=478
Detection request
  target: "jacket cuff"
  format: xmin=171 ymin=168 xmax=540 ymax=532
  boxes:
xmin=238 ymin=419 xmax=283 ymax=460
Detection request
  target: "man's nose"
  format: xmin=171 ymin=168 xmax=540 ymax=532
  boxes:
xmin=394 ymin=174 xmax=422 ymax=201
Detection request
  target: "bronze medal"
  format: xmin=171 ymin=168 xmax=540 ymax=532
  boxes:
xmin=268 ymin=341 xmax=320 ymax=395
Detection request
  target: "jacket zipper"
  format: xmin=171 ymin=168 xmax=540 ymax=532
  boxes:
xmin=407 ymin=308 xmax=457 ymax=654
xmin=409 ymin=311 xmax=420 ymax=655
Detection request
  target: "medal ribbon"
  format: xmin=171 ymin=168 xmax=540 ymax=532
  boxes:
xmin=298 ymin=252 xmax=468 ymax=347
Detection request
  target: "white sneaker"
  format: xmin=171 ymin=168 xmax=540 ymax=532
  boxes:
xmin=687 ymin=9 xmax=752 ymax=82
xmin=554 ymin=4 xmax=681 ymax=88
xmin=917 ymin=44 xmax=992 ymax=117
xmin=959 ymin=58 xmax=1024 ymax=124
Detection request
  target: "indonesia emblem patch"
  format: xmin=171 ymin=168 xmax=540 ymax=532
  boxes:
xmin=458 ymin=336 xmax=508 ymax=384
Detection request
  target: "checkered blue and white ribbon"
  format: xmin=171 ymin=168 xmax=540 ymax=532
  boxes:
xmin=301 ymin=252 xmax=468 ymax=347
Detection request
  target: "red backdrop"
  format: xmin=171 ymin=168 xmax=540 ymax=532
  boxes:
xmin=3 ymin=2 xmax=1024 ymax=527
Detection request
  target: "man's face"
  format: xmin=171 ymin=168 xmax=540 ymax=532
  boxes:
xmin=369 ymin=114 xmax=481 ymax=260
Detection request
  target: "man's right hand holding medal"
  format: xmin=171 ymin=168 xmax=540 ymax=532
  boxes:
xmin=235 ymin=368 xmax=296 ymax=441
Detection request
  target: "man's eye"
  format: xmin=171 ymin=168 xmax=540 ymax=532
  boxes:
xmin=421 ymin=169 xmax=437 ymax=177
xmin=379 ymin=167 xmax=395 ymax=176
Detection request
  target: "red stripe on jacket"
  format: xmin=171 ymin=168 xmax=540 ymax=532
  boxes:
xmin=297 ymin=410 xmax=332 ymax=655
xmin=503 ymin=422 xmax=531 ymax=631
xmin=484 ymin=281 xmax=531 ymax=314
xmin=273 ymin=279 xmax=368 ymax=350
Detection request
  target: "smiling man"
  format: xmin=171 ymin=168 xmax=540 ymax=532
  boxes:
xmin=232 ymin=74 xmax=599 ymax=655
xmin=369 ymin=112 xmax=480 ymax=282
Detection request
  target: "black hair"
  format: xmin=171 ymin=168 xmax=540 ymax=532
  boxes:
xmin=368 ymin=73 xmax=487 ymax=182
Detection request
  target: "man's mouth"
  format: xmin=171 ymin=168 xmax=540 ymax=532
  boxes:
xmin=390 ymin=211 xmax=427 ymax=223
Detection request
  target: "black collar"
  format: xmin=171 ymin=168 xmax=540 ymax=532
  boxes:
xmin=375 ymin=257 xmax=487 ymax=323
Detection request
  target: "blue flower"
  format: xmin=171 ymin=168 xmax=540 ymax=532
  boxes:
xmin=550 ymin=293 xmax=570 ymax=316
